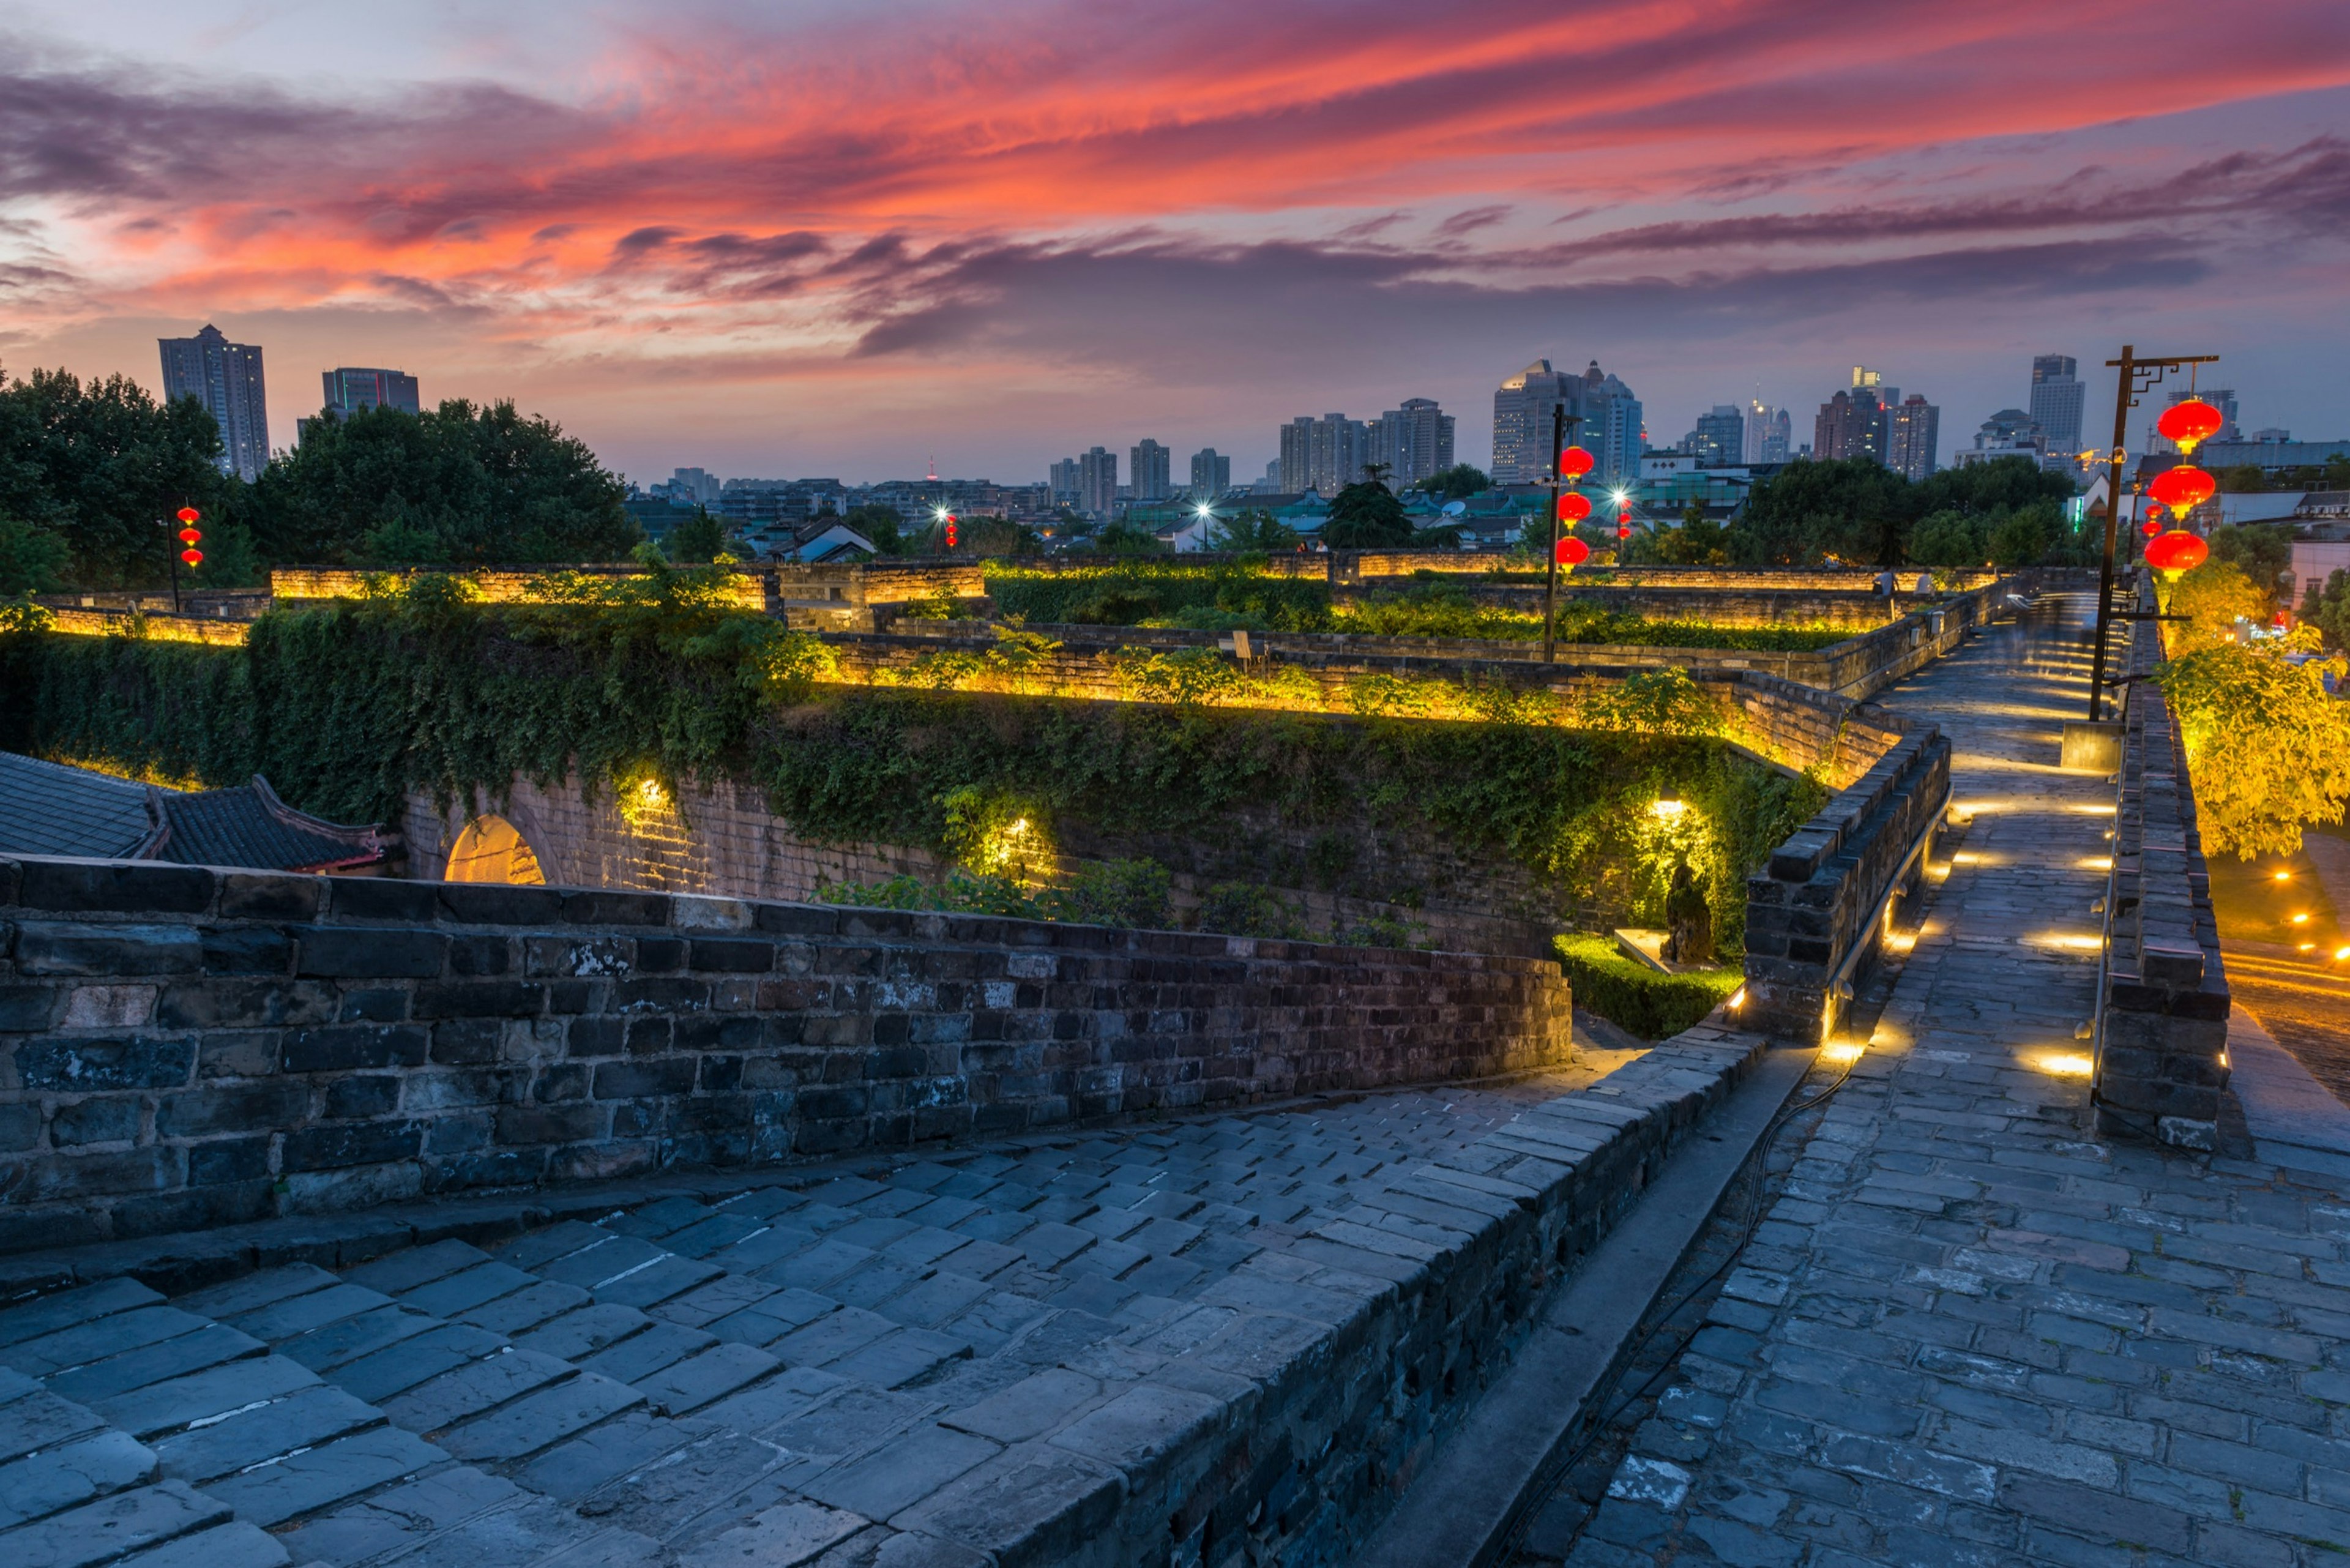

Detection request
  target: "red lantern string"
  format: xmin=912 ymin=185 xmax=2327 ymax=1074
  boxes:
xmin=1557 ymin=492 xmax=1592 ymax=523
xmin=2156 ymin=400 xmax=2223 ymax=457
xmin=1554 ymin=537 xmax=1590 ymax=567
xmin=2144 ymin=530 xmax=2207 ymax=573
xmin=1558 ymin=447 xmax=1595 ymax=480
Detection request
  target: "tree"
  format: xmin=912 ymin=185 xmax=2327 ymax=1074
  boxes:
xmin=1322 ymin=477 xmax=1412 ymax=548
xmin=2210 ymin=522 xmax=2293 ymax=613
xmin=2216 ymin=465 xmax=2272 ymax=493
xmin=1206 ymin=508 xmax=1299 ymax=552
xmin=841 ymin=504 xmax=906 ymax=554
xmin=666 ymin=510 xmax=729 ymax=563
xmin=1414 ymin=464 xmax=1490 ymax=501
xmin=0 ymin=513 xmax=70 ymax=595
xmin=1092 ymin=520 xmax=1166 ymax=555
xmin=1728 ymin=457 xmax=1914 ymax=566
xmin=248 ymin=399 xmax=638 ymax=564
xmin=1908 ymin=510 xmax=1986 ymax=568
xmin=2155 ymin=638 xmax=2350 ymax=859
xmin=2162 ymin=560 xmax=2271 ymax=654
xmin=2300 ymin=569 xmax=2350 ymax=653
xmin=0 ymin=364 xmax=232 ymax=588
xmin=1987 ymin=507 xmax=2050 ymax=568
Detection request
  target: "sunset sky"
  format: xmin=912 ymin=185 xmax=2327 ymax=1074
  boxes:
xmin=3 ymin=0 xmax=2346 ymax=486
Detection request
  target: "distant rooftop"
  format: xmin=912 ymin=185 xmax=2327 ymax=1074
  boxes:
xmin=0 ymin=753 xmax=393 ymax=873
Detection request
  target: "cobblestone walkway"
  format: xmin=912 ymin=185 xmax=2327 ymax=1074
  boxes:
xmin=0 ymin=1062 xmax=1631 ymax=1566
xmin=1532 ymin=596 xmax=2350 ymax=1568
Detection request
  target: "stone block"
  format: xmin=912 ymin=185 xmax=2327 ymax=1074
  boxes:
xmin=412 ymin=980 xmax=543 ymax=1018
xmin=15 ymin=922 xmax=203 ymax=976
xmin=563 ymin=890 xmax=672 ymax=927
xmin=294 ymin=928 xmax=446 ymax=979
xmin=280 ymin=1121 xmax=426 ymax=1172
xmin=324 ymin=1075 xmax=402 ymax=1119
xmin=52 ymin=1096 xmax=144 ymax=1146
xmin=326 ymin=879 xmax=440 ymax=923
xmin=691 ymin=939 xmax=776 ymax=974
xmin=437 ymin=884 xmax=565 ymax=925
xmin=0 ymin=985 xmax=59 ymax=1031
xmin=155 ymin=979 xmax=335 ymax=1030
xmin=594 ymin=1059 xmax=699 ymax=1099
xmin=216 ymin=872 xmax=323 ymax=921
xmin=18 ymin=861 xmax=213 ymax=914
xmin=198 ymin=928 xmax=293 ymax=975
xmin=281 ymin=1025 xmax=429 ymax=1073
xmin=15 ymin=1034 xmax=198 ymax=1091
xmin=446 ymin=936 xmax=512 ymax=977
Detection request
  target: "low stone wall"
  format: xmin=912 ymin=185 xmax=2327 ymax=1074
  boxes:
xmin=1333 ymin=580 xmax=1902 ymax=630
xmin=0 ymin=854 xmax=1573 ymax=1255
xmin=1742 ymin=724 xmax=1953 ymax=1041
xmin=1333 ymin=557 xmax=1997 ymax=593
xmin=39 ymin=607 xmax=254 ymax=646
xmin=2092 ymin=608 xmax=2232 ymax=1147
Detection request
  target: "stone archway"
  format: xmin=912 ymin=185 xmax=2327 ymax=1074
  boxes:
xmin=443 ymin=814 xmax=547 ymax=885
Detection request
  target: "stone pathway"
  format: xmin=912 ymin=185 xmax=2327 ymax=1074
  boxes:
xmin=1523 ymin=594 xmax=2350 ymax=1566
xmin=0 ymin=1060 xmax=1635 ymax=1566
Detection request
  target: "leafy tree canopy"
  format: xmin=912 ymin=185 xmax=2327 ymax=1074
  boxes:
xmin=2155 ymin=635 xmax=2350 ymax=859
xmin=0 ymin=364 xmax=233 ymax=588
xmin=2210 ymin=523 xmax=2292 ymax=610
xmin=665 ymin=510 xmax=729 ymax=563
xmin=1414 ymin=464 xmax=1491 ymax=501
xmin=248 ymin=399 xmax=638 ymax=566
xmin=1322 ymin=477 xmax=1412 ymax=548
xmin=1206 ymin=507 xmax=1299 ymax=553
xmin=1729 ymin=455 xmax=2075 ymax=569
xmin=2299 ymin=568 xmax=2350 ymax=654
xmin=2162 ymin=559 xmax=2272 ymax=654
xmin=841 ymin=504 xmax=907 ymax=554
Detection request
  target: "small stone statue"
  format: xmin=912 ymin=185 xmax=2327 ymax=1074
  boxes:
xmin=1662 ymin=862 xmax=1714 ymax=966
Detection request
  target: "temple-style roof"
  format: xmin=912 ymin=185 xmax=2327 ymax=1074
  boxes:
xmin=0 ymin=753 xmax=392 ymax=873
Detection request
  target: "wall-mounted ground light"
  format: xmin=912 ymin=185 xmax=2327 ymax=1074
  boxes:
xmin=1651 ymin=797 xmax=1685 ymax=819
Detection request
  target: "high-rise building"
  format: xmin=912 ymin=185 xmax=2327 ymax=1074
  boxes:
xmin=1280 ymin=413 xmax=1371 ymax=493
xmin=1491 ymin=359 xmax=1580 ymax=483
xmin=1688 ymin=405 xmax=1745 ymax=468
xmin=1048 ymin=458 xmax=1081 ymax=508
xmin=1886 ymin=395 xmax=1941 ymax=482
xmin=1078 ymin=447 xmax=1118 ymax=517
xmin=656 ymin=468 xmax=720 ymax=507
xmin=321 ymin=366 xmax=422 ymax=420
xmin=1814 ymin=369 xmax=1898 ymax=466
xmin=2027 ymin=355 xmax=2084 ymax=461
xmin=159 ymin=324 xmax=270 ymax=481
xmin=1369 ymin=398 xmax=1455 ymax=489
xmin=1956 ymin=408 xmax=2045 ymax=468
xmin=1188 ymin=448 xmax=1231 ymax=497
xmin=1129 ymin=439 xmax=1173 ymax=502
xmin=1744 ymin=400 xmax=1791 ymax=464
xmin=1578 ymin=362 xmax=1644 ymax=487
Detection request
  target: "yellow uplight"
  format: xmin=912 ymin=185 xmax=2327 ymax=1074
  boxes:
xmin=2275 ymin=871 xmax=2294 ymax=882
xmin=1651 ymin=798 xmax=1686 ymax=819
xmin=637 ymin=778 xmax=666 ymax=807
xmin=2292 ymin=913 xmax=2311 ymax=925
xmin=1821 ymin=1041 xmax=1865 ymax=1065
xmin=2078 ymin=856 xmax=2113 ymax=871
xmin=2333 ymin=947 xmax=2350 ymax=962
xmin=2036 ymin=1052 xmax=2095 ymax=1077
xmin=1726 ymin=988 xmax=1747 ymax=1010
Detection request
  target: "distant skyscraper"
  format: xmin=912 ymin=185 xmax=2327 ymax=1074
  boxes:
xmin=1744 ymin=400 xmax=1791 ymax=464
xmin=2151 ymin=386 xmax=2241 ymax=454
xmin=1886 ymin=395 xmax=1941 ymax=482
xmin=1491 ymin=359 xmax=1579 ymax=483
xmin=1814 ymin=370 xmax=1899 ymax=466
xmin=1689 ymin=405 xmax=1744 ymax=468
xmin=1078 ymin=447 xmax=1118 ymax=517
xmin=1578 ymin=362 xmax=1644 ymax=486
xmin=1188 ymin=448 xmax=1231 ymax=497
xmin=1048 ymin=457 xmax=1081 ymax=507
xmin=1280 ymin=413 xmax=1370 ymax=493
xmin=159 ymin=324 xmax=269 ymax=480
xmin=669 ymin=468 xmax=720 ymax=507
xmin=1370 ymin=398 xmax=1455 ymax=489
xmin=321 ymin=366 xmax=422 ymax=420
xmin=1130 ymin=439 xmax=1173 ymax=502
xmin=2027 ymin=355 xmax=2084 ymax=461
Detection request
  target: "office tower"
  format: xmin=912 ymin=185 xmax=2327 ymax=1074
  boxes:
xmin=1048 ymin=458 xmax=1081 ymax=507
xmin=2027 ymin=355 xmax=2084 ymax=460
xmin=1743 ymin=400 xmax=1791 ymax=463
xmin=159 ymin=324 xmax=270 ymax=480
xmin=321 ymin=366 xmax=422 ymax=420
xmin=1078 ymin=447 xmax=1118 ymax=517
xmin=1370 ymin=398 xmax=1456 ymax=489
xmin=1280 ymin=413 xmax=1371 ymax=493
xmin=1188 ymin=448 xmax=1232 ymax=497
xmin=1491 ymin=359 xmax=1580 ymax=483
xmin=1580 ymin=362 xmax=1644 ymax=486
xmin=1814 ymin=366 xmax=1900 ymax=465
xmin=1689 ymin=405 xmax=1744 ymax=468
xmin=1129 ymin=439 xmax=1173 ymax=502
xmin=1886 ymin=395 xmax=1941 ymax=481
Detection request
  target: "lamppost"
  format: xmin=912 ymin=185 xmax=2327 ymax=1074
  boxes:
xmin=2087 ymin=346 xmax=2219 ymax=721
xmin=1542 ymin=408 xmax=1592 ymax=665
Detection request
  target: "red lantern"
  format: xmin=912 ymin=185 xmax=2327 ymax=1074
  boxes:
xmin=2157 ymin=399 xmax=2223 ymax=456
xmin=1617 ymin=523 xmax=1632 ymax=540
xmin=177 ymin=527 xmax=202 ymax=544
xmin=180 ymin=548 xmax=203 ymax=567
xmin=2147 ymin=464 xmax=2214 ymax=518
xmin=2141 ymin=517 xmax=2163 ymax=537
xmin=2144 ymin=530 xmax=2207 ymax=573
xmin=1557 ymin=492 xmax=1592 ymax=523
xmin=175 ymin=506 xmax=200 ymax=525
xmin=943 ymin=516 xmax=958 ymax=550
xmin=1558 ymin=446 xmax=1595 ymax=481
xmin=1554 ymin=537 xmax=1590 ymax=567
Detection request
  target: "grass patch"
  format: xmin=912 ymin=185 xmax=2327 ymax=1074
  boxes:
xmin=1556 ymin=932 xmax=1743 ymax=1040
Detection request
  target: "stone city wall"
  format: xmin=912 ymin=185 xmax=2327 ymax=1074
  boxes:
xmin=1742 ymin=725 xmax=1953 ymax=1042
xmin=1332 ymin=581 xmax=1902 ymax=631
xmin=2093 ymin=610 xmax=2232 ymax=1148
xmin=0 ymin=854 xmax=1574 ymax=1255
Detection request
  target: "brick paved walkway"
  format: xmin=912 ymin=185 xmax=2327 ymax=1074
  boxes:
xmin=0 ymin=1061 xmax=1638 ymax=1566
xmin=1531 ymin=595 xmax=2350 ymax=1567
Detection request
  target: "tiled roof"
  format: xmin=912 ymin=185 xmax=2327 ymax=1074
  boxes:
xmin=0 ymin=753 xmax=389 ymax=872
xmin=0 ymin=753 xmax=156 ymax=859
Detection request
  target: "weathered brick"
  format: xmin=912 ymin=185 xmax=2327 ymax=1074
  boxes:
xmin=215 ymin=871 xmax=323 ymax=920
xmin=593 ymin=1059 xmax=698 ymax=1099
xmin=447 ymin=936 xmax=512 ymax=977
xmin=324 ymin=1075 xmax=402 ymax=1119
xmin=690 ymin=939 xmax=775 ymax=974
xmin=0 ymin=985 xmax=59 ymax=1030
xmin=51 ymin=1096 xmax=142 ymax=1146
xmin=280 ymin=1025 xmax=429 ymax=1073
xmin=327 ymin=879 xmax=440 ymax=922
xmin=158 ymin=1081 xmax=309 ymax=1138
xmin=563 ymin=890 xmax=671 ymax=926
xmin=294 ymin=927 xmax=446 ymax=979
xmin=431 ymin=1018 xmax=503 ymax=1065
xmin=18 ymin=861 xmax=212 ymax=914
xmin=15 ymin=1035 xmax=198 ymax=1091
xmin=186 ymin=1137 xmax=272 ymax=1186
xmin=155 ymin=978 xmax=336 ymax=1029
xmin=198 ymin=927 xmax=294 ymax=975
xmin=281 ymin=1121 xmax=424 ymax=1171
xmin=412 ymin=980 xmax=542 ymax=1019
xmin=438 ymin=883 xmax=565 ymax=925
xmin=14 ymin=923 xmax=203 ymax=976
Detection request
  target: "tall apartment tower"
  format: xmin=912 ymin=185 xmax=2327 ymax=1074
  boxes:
xmin=1744 ymin=401 xmax=1791 ymax=464
xmin=1077 ymin=447 xmax=1118 ymax=517
xmin=1048 ymin=458 xmax=1082 ymax=507
xmin=1129 ymin=439 xmax=1173 ymax=502
xmin=1188 ymin=448 xmax=1231 ymax=498
xmin=1886 ymin=395 xmax=1941 ymax=481
xmin=1491 ymin=359 xmax=1579 ymax=483
xmin=159 ymin=324 xmax=270 ymax=480
xmin=1279 ymin=414 xmax=1370 ymax=493
xmin=2028 ymin=355 xmax=2084 ymax=460
xmin=1690 ymin=405 xmax=1744 ymax=468
xmin=322 ymin=366 xmax=422 ymax=419
xmin=1582 ymin=362 xmax=1645 ymax=487
xmin=1370 ymin=398 xmax=1455 ymax=489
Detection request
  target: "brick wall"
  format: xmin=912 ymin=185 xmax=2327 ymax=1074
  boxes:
xmin=0 ymin=854 xmax=1573 ymax=1255
xmin=1331 ymin=581 xmax=1902 ymax=630
xmin=2092 ymin=607 xmax=2232 ymax=1148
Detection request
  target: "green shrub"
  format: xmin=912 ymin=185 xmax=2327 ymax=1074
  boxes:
xmin=1554 ymin=933 xmax=1742 ymax=1040
xmin=1040 ymin=859 xmax=1173 ymax=928
xmin=1196 ymin=882 xmax=1303 ymax=938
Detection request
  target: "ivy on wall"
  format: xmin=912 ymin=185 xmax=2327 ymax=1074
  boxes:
xmin=0 ymin=573 xmax=1825 ymax=945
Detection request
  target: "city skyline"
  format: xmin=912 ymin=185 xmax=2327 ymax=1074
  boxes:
xmin=4 ymin=3 xmax=2344 ymax=483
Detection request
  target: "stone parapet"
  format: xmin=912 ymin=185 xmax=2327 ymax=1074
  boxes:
xmin=0 ymin=854 xmax=1573 ymax=1256
xmin=2093 ymin=608 xmax=2231 ymax=1147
